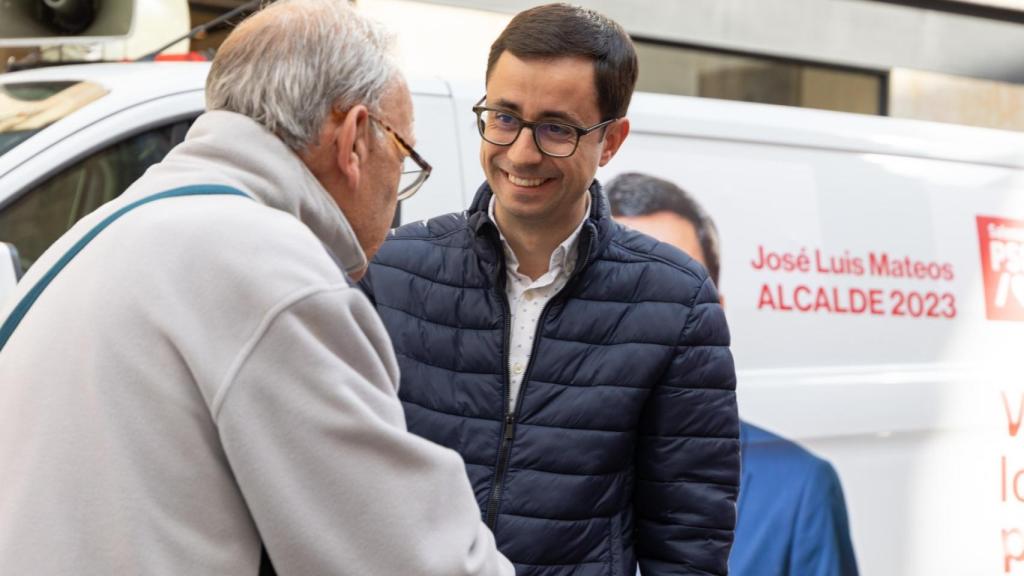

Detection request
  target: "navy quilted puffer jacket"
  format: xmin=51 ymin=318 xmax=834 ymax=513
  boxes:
xmin=360 ymin=182 xmax=739 ymax=576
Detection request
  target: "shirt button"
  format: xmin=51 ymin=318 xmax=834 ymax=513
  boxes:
xmin=523 ymin=291 xmax=534 ymax=302
xmin=513 ymin=363 xmax=525 ymax=375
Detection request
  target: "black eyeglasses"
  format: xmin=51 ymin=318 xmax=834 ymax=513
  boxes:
xmin=472 ymin=96 xmax=617 ymax=158
xmin=369 ymin=114 xmax=432 ymax=201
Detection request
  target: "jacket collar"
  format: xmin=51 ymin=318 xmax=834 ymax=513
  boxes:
xmin=171 ymin=110 xmax=367 ymax=275
xmin=467 ymin=179 xmax=615 ymax=273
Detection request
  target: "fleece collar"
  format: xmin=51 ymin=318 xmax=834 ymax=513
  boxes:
xmin=173 ymin=110 xmax=367 ymax=275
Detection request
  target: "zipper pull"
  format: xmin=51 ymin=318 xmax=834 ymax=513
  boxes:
xmin=504 ymin=414 xmax=516 ymax=440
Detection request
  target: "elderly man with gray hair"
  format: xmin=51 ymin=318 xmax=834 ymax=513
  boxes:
xmin=0 ymin=1 xmax=512 ymax=575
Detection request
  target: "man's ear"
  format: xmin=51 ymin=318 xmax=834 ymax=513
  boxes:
xmin=335 ymin=104 xmax=373 ymax=189
xmin=598 ymin=117 xmax=630 ymax=167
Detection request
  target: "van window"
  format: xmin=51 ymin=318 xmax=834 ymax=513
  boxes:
xmin=634 ymin=41 xmax=885 ymax=116
xmin=0 ymin=81 xmax=109 ymax=158
xmin=0 ymin=118 xmax=195 ymax=271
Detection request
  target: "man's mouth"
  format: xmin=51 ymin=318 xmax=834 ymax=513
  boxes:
xmin=505 ymin=171 xmax=548 ymax=188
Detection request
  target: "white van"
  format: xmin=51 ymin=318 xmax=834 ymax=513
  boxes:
xmin=2 ymin=62 xmax=1023 ymax=576
xmin=602 ymin=92 xmax=1024 ymax=576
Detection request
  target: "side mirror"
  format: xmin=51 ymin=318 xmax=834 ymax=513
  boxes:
xmin=0 ymin=242 xmax=24 ymax=305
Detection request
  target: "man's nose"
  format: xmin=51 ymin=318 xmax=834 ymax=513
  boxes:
xmin=506 ymin=126 xmax=544 ymax=164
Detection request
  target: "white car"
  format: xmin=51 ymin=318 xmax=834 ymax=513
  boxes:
xmin=0 ymin=61 xmax=469 ymax=284
xmin=0 ymin=62 xmax=209 ymax=275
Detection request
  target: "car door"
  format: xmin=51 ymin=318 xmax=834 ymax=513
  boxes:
xmin=0 ymin=90 xmax=204 ymax=272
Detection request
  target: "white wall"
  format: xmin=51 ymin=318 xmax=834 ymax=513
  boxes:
xmin=357 ymin=0 xmax=508 ymax=82
xmin=419 ymin=0 xmax=1024 ymax=84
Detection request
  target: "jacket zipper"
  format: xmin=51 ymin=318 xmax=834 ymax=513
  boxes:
xmin=485 ymin=297 xmax=555 ymax=530
xmin=483 ymin=228 xmax=595 ymax=530
xmin=485 ymin=290 xmax=514 ymax=529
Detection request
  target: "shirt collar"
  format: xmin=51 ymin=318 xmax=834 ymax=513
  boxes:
xmin=488 ymin=194 xmax=591 ymax=281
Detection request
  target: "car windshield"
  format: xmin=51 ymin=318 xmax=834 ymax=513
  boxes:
xmin=0 ymin=80 xmax=108 ymax=158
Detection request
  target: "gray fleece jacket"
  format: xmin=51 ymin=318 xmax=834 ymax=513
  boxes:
xmin=0 ymin=110 xmax=513 ymax=576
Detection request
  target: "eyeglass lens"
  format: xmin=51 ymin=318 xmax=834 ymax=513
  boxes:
xmin=398 ymin=155 xmax=427 ymax=200
xmin=478 ymin=109 xmax=578 ymax=157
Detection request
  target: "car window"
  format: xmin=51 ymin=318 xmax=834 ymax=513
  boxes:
xmin=0 ymin=118 xmax=196 ymax=271
xmin=0 ymin=81 xmax=109 ymax=158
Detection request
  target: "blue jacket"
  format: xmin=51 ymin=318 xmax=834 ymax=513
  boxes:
xmin=361 ymin=182 xmax=740 ymax=576
xmin=730 ymin=423 xmax=859 ymax=576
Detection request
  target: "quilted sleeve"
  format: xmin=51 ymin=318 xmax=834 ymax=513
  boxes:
xmin=635 ymin=276 xmax=740 ymax=576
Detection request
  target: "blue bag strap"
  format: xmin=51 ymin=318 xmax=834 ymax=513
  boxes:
xmin=0 ymin=184 xmax=249 ymax=352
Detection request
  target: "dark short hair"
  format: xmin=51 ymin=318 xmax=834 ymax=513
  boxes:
xmin=486 ymin=3 xmax=638 ymax=121
xmin=605 ymin=172 xmax=722 ymax=286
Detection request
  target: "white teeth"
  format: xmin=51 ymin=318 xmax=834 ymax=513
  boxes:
xmin=507 ymin=173 xmax=545 ymax=187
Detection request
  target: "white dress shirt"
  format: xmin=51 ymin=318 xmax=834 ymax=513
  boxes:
xmin=489 ymin=195 xmax=590 ymax=411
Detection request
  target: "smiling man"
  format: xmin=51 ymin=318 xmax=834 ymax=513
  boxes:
xmin=360 ymin=4 xmax=739 ymax=575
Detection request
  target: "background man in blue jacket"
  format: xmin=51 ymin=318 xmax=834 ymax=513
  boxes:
xmin=607 ymin=171 xmax=860 ymax=576
xmin=360 ymin=4 xmax=739 ymax=575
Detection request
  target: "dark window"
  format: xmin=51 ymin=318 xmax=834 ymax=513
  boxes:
xmin=0 ymin=118 xmax=195 ymax=270
xmin=634 ymin=40 xmax=886 ymax=116
xmin=0 ymin=81 xmax=109 ymax=158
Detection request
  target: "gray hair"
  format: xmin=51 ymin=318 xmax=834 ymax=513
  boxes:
xmin=205 ymin=0 xmax=399 ymax=151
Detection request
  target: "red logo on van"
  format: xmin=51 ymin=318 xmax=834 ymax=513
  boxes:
xmin=977 ymin=216 xmax=1024 ymax=321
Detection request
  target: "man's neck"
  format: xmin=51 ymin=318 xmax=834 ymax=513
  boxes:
xmin=494 ymin=197 xmax=589 ymax=281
